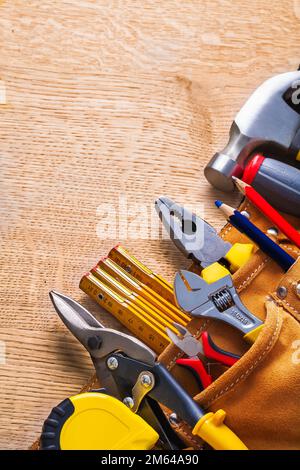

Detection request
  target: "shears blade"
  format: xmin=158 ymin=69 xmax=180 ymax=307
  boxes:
xmin=50 ymin=290 xmax=104 ymax=330
xmin=49 ymin=291 xmax=156 ymax=365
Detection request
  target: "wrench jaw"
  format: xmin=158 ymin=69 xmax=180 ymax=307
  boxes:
xmin=174 ymin=270 xmax=229 ymax=313
xmin=174 ymin=270 xmax=263 ymax=335
xmin=174 ymin=271 xmax=208 ymax=313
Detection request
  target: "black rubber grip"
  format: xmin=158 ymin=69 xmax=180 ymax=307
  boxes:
xmin=40 ymin=398 xmax=74 ymax=450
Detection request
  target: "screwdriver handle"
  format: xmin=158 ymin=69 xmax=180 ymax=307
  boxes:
xmin=176 ymin=358 xmax=213 ymax=390
xmin=243 ymin=155 xmax=300 ymax=216
xmin=201 ymin=332 xmax=240 ymax=367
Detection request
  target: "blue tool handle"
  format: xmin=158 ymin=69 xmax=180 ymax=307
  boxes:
xmin=230 ymin=210 xmax=295 ymax=272
xmin=250 ymin=158 xmax=300 ymax=216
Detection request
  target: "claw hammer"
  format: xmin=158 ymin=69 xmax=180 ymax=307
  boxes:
xmin=205 ymin=70 xmax=300 ymax=191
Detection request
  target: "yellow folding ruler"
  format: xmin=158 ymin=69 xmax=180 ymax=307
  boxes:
xmin=80 ymin=245 xmax=190 ymax=354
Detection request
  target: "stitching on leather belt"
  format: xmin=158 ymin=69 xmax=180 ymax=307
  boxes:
xmin=237 ymin=258 xmax=269 ymax=291
xmin=220 ymin=224 xmax=233 ymax=238
xmin=205 ymin=305 xmax=281 ymax=408
xmin=280 ymin=298 xmax=300 ymax=317
xmin=164 ymin=320 xmax=211 ymax=450
xmin=179 ymin=427 xmax=204 ymax=449
xmin=165 ymin=412 xmax=204 ymax=448
xmin=280 ymin=245 xmax=300 ymax=257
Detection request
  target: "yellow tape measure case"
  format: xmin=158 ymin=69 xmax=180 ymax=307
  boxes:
xmin=41 ymin=392 xmax=159 ymax=450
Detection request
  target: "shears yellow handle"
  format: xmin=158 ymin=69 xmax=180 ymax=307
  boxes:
xmin=193 ymin=409 xmax=248 ymax=450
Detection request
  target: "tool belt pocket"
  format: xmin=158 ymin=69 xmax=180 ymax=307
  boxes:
xmin=159 ymin=203 xmax=300 ymax=450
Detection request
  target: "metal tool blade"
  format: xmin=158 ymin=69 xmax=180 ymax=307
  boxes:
xmin=155 ymin=196 xmax=231 ymax=267
xmin=49 ymin=291 xmax=156 ymax=365
xmin=50 ymin=290 xmax=104 ymax=331
xmin=174 ymin=270 xmax=210 ymax=312
xmin=166 ymin=322 xmax=204 ymax=358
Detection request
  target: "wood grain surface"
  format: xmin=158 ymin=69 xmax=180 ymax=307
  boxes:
xmin=1 ymin=0 xmax=299 ymax=449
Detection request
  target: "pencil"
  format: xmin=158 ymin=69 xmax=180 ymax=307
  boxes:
xmin=233 ymin=177 xmax=300 ymax=249
xmin=215 ymin=200 xmax=295 ymax=272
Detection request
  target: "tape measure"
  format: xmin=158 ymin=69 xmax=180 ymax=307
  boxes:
xmin=91 ymin=266 xmax=184 ymax=335
xmin=80 ymin=242 xmax=255 ymax=353
xmin=41 ymin=392 xmax=159 ymax=450
xmin=80 ymin=245 xmax=194 ymax=354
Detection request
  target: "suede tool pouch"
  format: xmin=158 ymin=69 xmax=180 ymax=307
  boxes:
xmin=31 ymin=200 xmax=300 ymax=450
xmin=159 ymin=200 xmax=300 ymax=450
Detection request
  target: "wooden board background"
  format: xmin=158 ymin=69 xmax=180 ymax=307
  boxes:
xmin=1 ymin=0 xmax=299 ymax=449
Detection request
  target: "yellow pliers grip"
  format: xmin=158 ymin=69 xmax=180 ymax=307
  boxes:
xmin=201 ymin=243 xmax=254 ymax=284
xmin=243 ymin=324 xmax=264 ymax=344
xmin=193 ymin=409 xmax=248 ymax=450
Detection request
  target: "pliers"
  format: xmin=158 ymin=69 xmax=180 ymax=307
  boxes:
xmin=166 ymin=323 xmax=240 ymax=390
xmin=155 ymin=196 xmax=253 ymax=283
xmin=44 ymin=291 xmax=247 ymax=450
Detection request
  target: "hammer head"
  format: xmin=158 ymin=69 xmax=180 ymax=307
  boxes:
xmin=204 ymin=70 xmax=300 ymax=191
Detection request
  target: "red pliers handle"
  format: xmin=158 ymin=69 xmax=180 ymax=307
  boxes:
xmin=175 ymin=332 xmax=240 ymax=390
xmin=201 ymin=331 xmax=240 ymax=367
xmin=176 ymin=357 xmax=213 ymax=389
xmin=167 ymin=323 xmax=241 ymax=390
